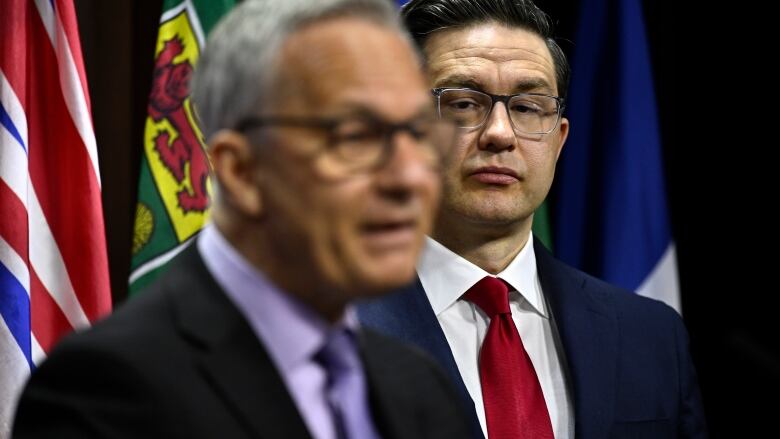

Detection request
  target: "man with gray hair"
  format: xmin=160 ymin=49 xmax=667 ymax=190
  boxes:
xmin=12 ymin=1 xmax=468 ymax=438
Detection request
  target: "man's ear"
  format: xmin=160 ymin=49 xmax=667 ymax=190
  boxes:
xmin=209 ymin=130 xmax=263 ymax=217
xmin=555 ymin=117 xmax=570 ymax=161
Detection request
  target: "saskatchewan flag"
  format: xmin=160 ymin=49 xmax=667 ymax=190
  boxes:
xmin=130 ymin=0 xmax=235 ymax=295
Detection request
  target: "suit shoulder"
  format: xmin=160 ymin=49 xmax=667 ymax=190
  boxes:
xmin=64 ymin=245 xmax=213 ymax=355
xmin=43 ymin=263 xmax=192 ymax=377
xmin=595 ymin=276 xmax=682 ymax=327
xmin=554 ymin=257 xmax=681 ymax=323
xmin=541 ymin=259 xmax=685 ymax=347
xmin=14 ymin=301 xmax=177 ymax=437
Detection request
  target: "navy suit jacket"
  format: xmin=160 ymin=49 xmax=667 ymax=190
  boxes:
xmin=357 ymin=239 xmax=708 ymax=439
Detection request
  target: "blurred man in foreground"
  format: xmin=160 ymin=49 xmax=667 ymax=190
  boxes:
xmin=13 ymin=1 xmax=466 ymax=438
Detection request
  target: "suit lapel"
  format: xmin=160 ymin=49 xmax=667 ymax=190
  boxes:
xmin=170 ymin=246 xmax=311 ymax=439
xmin=357 ymin=331 xmax=408 ymax=439
xmin=357 ymin=280 xmax=483 ymax=438
xmin=535 ymin=239 xmax=617 ymax=439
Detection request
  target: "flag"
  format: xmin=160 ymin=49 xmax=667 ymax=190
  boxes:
xmin=552 ymin=0 xmax=680 ymax=312
xmin=532 ymin=201 xmax=553 ymax=250
xmin=0 ymin=0 xmax=112 ymax=435
xmin=129 ymin=0 xmax=234 ymax=295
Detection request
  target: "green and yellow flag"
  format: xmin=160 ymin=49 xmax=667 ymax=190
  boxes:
xmin=130 ymin=0 xmax=235 ymax=295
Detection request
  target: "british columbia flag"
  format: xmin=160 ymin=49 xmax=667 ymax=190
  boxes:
xmin=0 ymin=0 xmax=111 ymax=435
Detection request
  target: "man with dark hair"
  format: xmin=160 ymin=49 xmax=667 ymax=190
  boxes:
xmin=359 ymin=0 xmax=707 ymax=438
xmin=12 ymin=1 xmax=470 ymax=438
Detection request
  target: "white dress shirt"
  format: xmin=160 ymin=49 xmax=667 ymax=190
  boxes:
xmin=417 ymin=233 xmax=573 ymax=439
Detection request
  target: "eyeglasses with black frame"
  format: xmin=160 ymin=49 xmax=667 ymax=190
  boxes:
xmin=235 ymin=112 xmax=455 ymax=178
xmin=432 ymin=87 xmax=564 ymax=135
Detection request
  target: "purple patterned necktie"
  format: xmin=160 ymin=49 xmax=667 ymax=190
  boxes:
xmin=315 ymin=329 xmax=381 ymax=439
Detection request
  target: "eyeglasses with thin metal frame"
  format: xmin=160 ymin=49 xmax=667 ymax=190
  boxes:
xmin=235 ymin=112 xmax=455 ymax=176
xmin=432 ymin=87 xmax=565 ymax=135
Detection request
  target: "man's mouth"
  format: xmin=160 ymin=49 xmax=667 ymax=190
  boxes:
xmin=469 ymin=166 xmax=520 ymax=185
xmin=360 ymin=219 xmax=419 ymax=250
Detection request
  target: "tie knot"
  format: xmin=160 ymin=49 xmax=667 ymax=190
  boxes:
xmin=315 ymin=329 xmax=358 ymax=375
xmin=463 ymin=276 xmax=510 ymax=317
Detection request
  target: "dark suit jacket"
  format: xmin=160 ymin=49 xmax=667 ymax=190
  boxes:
xmin=13 ymin=245 xmax=470 ymax=439
xmin=357 ymin=238 xmax=708 ymax=439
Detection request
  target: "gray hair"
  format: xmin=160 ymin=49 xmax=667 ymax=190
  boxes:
xmin=191 ymin=0 xmax=402 ymax=141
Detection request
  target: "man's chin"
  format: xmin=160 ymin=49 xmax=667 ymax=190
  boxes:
xmin=442 ymin=198 xmax=534 ymax=225
xmin=348 ymin=261 xmax=418 ymax=297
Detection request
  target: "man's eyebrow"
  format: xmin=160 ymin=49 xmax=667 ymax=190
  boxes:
xmin=432 ymin=74 xmax=485 ymax=90
xmin=333 ymin=101 xmax=437 ymax=121
xmin=433 ymin=75 xmax=555 ymax=95
xmin=512 ymin=78 xmax=555 ymax=94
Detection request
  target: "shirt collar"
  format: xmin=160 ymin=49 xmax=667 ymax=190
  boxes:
xmin=197 ymin=224 xmax=359 ymax=372
xmin=417 ymin=232 xmax=547 ymax=318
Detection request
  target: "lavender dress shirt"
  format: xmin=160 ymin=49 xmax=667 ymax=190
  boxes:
xmin=197 ymin=225 xmax=381 ymax=439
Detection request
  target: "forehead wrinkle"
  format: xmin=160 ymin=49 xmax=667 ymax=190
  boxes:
xmin=425 ymin=24 xmax=558 ymax=94
xmin=430 ymin=57 xmax=555 ymax=94
xmin=433 ymin=45 xmax=553 ymax=69
xmin=430 ymin=47 xmax=554 ymax=78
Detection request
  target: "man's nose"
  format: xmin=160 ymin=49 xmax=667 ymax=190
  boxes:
xmin=478 ymin=101 xmax=516 ymax=153
xmin=374 ymin=131 xmax=440 ymax=200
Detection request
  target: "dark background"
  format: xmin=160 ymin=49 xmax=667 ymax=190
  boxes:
xmin=74 ymin=0 xmax=776 ymax=436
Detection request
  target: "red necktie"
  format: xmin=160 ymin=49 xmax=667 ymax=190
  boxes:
xmin=463 ymin=276 xmax=554 ymax=439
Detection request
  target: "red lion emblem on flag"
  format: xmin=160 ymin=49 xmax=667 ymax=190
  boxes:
xmin=148 ymin=37 xmax=209 ymax=213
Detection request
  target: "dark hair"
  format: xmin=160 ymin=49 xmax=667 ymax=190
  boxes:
xmin=401 ymin=0 xmax=570 ymax=100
